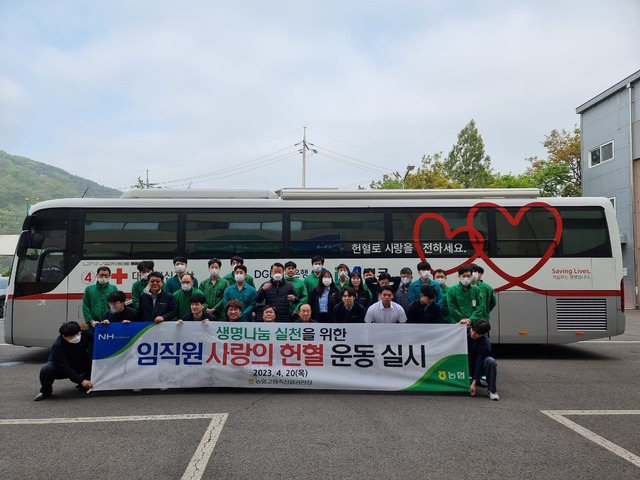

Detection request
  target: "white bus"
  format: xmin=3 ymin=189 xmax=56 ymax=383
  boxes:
xmin=4 ymin=188 xmax=625 ymax=347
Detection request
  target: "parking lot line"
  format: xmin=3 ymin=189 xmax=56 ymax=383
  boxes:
xmin=541 ymin=410 xmax=640 ymax=468
xmin=0 ymin=413 xmax=229 ymax=480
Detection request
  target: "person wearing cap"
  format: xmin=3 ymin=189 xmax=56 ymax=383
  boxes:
xmin=177 ymin=293 xmax=214 ymax=323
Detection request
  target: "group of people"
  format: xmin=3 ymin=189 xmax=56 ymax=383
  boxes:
xmin=81 ymin=255 xmax=497 ymax=327
xmin=33 ymin=255 xmax=499 ymax=401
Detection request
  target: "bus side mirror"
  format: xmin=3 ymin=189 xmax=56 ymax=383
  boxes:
xmin=22 ymin=215 xmax=33 ymax=231
xmin=16 ymin=231 xmax=29 ymax=259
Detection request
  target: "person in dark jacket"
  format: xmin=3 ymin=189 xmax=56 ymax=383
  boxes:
xmin=333 ymin=286 xmax=366 ymax=323
xmin=177 ymin=293 xmax=214 ymax=323
xmin=256 ymin=262 xmax=298 ymax=321
xmin=407 ymin=284 xmax=443 ymax=324
xmin=308 ymin=270 xmax=340 ymax=322
xmin=462 ymin=319 xmax=499 ymax=401
xmin=34 ymin=321 xmax=93 ymax=401
xmin=137 ymin=272 xmax=178 ymax=323
xmin=102 ymin=290 xmax=137 ymax=324
xmin=347 ymin=271 xmax=372 ymax=310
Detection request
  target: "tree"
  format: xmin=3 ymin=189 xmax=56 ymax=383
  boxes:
xmin=369 ymin=174 xmax=403 ymax=189
xmin=491 ymin=172 xmax=537 ymax=189
xmin=443 ymin=119 xmax=494 ymax=188
xmin=405 ymin=152 xmax=461 ymax=189
xmin=526 ymin=127 xmax=581 ymax=196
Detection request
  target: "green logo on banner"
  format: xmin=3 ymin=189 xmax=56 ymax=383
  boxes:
xmin=403 ymin=354 xmax=469 ymax=392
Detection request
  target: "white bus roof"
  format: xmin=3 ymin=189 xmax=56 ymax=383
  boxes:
xmin=27 ymin=189 xmax=615 ymax=213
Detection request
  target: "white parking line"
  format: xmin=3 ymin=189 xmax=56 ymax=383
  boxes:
xmin=541 ymin=410 xmax=640 ymax=468
xmin=580 ymin=341 xmax=640 ymax=343
xmin=0 ymin=413 xmax=229 ymax=480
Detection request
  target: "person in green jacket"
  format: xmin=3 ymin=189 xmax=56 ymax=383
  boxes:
xmin=82 ymin=266 xmax=117 ymax=330
xmin=284 ymin=261 xmax=308 ymax=318
xmin=202 ymin=258 xmax=229 ymax=320
xmin=131 ymin=260 xmax=154 ymax=309
xmin=445 ymin=265 xmax=486 ymax=324
xmin=470 ymin=264 xmax=497 ymax=321
xmin=303 ymin=255 xmax=325 ymax=293
xmin=173 ymin=274 xmax=205 ymax=319
xmin=222 ymin=256 xmax=255 ymax=287
xmin=433 ymin=268 xmax=450 ymax=321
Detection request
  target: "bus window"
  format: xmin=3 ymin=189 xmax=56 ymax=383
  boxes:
xmin=290 ymin=211 xmax=384 ymax=255
xmin=84 ymin=212 xmax=177 ymax=258
xmin=186 ymin=212 xmax=283 ymax=256
xmin=559 ymin=208 xmax=611 ymax=257
xmin=494 ymin=208 xmax=559 ymax=257
xmin=392 ymin=210 xmax=489 ymax=256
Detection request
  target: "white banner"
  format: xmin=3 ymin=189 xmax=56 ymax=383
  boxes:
xmin=91 ymin=322 xmax=469 ymax=392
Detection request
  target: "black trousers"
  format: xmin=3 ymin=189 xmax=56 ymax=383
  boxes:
xmin=39 ymin=361 xmax=90 ymax=394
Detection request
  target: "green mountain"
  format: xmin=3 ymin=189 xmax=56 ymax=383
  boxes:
xmin=0 ymin=150 xmax=122 ymax=234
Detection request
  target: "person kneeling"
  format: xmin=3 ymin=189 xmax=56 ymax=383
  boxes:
xmin=34 ymin=321 xmax=93 ymax=401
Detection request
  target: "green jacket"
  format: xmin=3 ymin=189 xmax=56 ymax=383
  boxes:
xmin=475 ymin=281 xmax=497 ymax=320
xmin=201 ymin=276 xmax=230 ymax=320
xmin=303 ymin=273 xmax=322 ymax=293
xmin=286 ymin=277 xmax=309 ymax=314
xmin=173 ymin=287 xmax=205 ymax=319
xmin=445 ymin=283 xmax=486 ymax=323
xmin=131 ymin=278 xmax=147 ymax=309
xmin=223 ymin=272 xmax=255 ymax=288
xmin=82 ymin=282 xmax=117 ymax=329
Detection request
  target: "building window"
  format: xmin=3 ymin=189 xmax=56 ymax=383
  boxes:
xmin=589 ymin=141 xmax=614 ymax=167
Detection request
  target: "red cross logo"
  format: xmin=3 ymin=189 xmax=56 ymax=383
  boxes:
xmin=111 ymin=267 xmax=129 ymax=285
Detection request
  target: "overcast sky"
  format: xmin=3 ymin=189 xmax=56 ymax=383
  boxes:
xmin=1 ymin=1 xmax=638 ymax=193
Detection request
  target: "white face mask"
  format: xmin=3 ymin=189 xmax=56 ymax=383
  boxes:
xmin=174 ymin=264 xmax=186 ymax=274
xmin=312 ymin=264 xmax=322 ymax=273
xmin=209 ymin=268 xmax=220 ymax=277
xmin=97 ymin=277 xmax=110 ymax=285
xmin=272 ymin=273 xmax=283 ymax=282
xmin=460 ymin=277 xmax=471 ymax=287
xmin=338 ymin=271 xmax=348 ymax=279
xmin=109 ymin=305 xmax=120 ymax=314
xmin=420 ymin=271 xmax=431 ymax=280
xmin=181 ymin=283 xmax=192 ymax=292
xmin=435 ymin=277 xmax=446 ymax=286
xmin=401 ymin=277 xmax=411 ymax=285
xmin=286 ymin=273 xmax=295 ymax=280
xmin=67 ymin=333 xmax=82 ymax=344
xmin=235 ymin=274 xmax=245 ymax=283
xmin=322 ymin=277 xmax=332 ymax=286
xmin=140 ymin=272 xmax=149 ymax=280
xmin=471 ymin=272 xmax=479 ymax=281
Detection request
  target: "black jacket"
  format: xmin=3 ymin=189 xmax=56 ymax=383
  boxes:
xmin=256 ymin=279 xmax=298 ymax=321
xmin=406 ymin=300 xmax=443 ymax=324
xmin=308 ymin=285 xmax=340 ymax=322
xmin=137 ymin=290 xmax=178 ymax=322
xmin=47 ymin=330 xmax=93 ymax=384
xmin=103 ymin=306 xmax=138 ymax=322
xmin=333 ymin=302 xmax=366 ymax=323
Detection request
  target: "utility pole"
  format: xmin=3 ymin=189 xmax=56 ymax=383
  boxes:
xmin=146 ymin=170 xmax=150 ymax=188
xmin=297 ymin=126 xmax=317 ymax=188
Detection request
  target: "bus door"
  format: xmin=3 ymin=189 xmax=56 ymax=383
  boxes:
xmin=7 ymin=217 xmax=70 ymax=348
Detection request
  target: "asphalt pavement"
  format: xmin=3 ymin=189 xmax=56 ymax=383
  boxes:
xmin=1 ymin=313 xmax=639 ymax=480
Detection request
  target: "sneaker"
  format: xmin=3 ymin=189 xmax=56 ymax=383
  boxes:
xmin=488 ymin=391 xmax=500 ymax=401
xmin=478 ymin=376 xmax=488 ymax=388
xmin=34 ymin=392 xmax=51 ymax=401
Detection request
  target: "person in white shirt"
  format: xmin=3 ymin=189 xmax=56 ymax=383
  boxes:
xmin=364 ymin=286 xmax=407 ymax=323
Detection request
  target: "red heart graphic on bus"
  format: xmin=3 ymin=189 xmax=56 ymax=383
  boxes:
xmin=412 ymin=212 xmax=480 ymax=275
xmin=466 ymin=202 xmax=563 ymax=291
